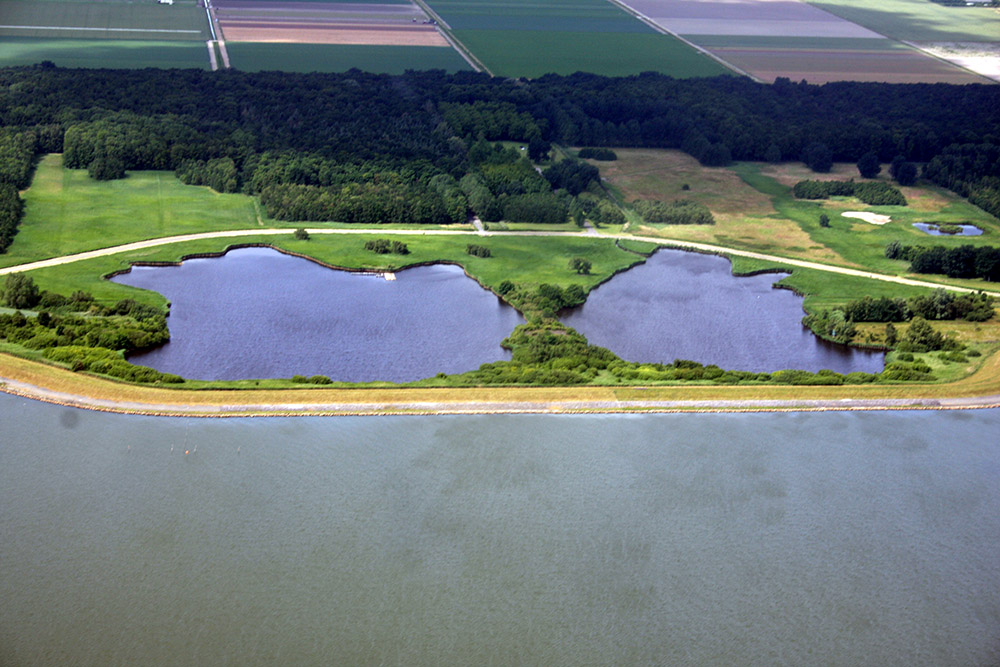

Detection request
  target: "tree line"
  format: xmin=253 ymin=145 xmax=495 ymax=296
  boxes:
xmin=792 ymin=179 xmax=906 ymax=206
xmin=886 ymin=241 xmax=1000 ymax=281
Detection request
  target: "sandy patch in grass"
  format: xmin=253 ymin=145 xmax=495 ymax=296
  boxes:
xmin=843 ymin=211 xmax=890 ymax=225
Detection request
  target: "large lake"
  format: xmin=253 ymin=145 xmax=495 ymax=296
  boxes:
xmin=562 ymin=250 xmax=884 ymax=373
xmin=1 ymin=393 xmax=998 ymax=666
xmin=113 ymin=247 xmax=524 ymax=382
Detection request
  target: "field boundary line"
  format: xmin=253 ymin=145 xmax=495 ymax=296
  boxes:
xmin=600 ymin=0 xmax=760 ymax=81
xmin=0 ymin=25 xmax=202 ymax=34
xmin=409 ymin=0 xmax=490 ymax=74
xmin=3 ymin=227 xmax=999 ymax=298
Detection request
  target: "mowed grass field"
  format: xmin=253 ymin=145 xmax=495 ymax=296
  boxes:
xmin=0 ymin=0 xmax=210 ymax=40
xmin=225 ymin=42 xmax=471 ymax=73
xmin=1 ymin=155 xmax=263 ymax=269
xmin=0 ymin=38 xmax=210 ymax=69
xmin=424 ymin=0 xmax=733 ymax=78
xmin=450 ymin=31 xmax=730 ymax=78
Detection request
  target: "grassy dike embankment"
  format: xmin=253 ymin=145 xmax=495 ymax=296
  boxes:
xmin=3 ymin=349 xmax=1000 ymax=416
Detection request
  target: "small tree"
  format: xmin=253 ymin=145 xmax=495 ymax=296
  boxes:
xmin=2 ymin=273 xmax=41 ymax=309
xmin=569 ymin=257 xmax=592 ymax=274
xmin=293 ymin=228 xmax=309 ymax=240
xmin=857 ymin=151 xmax=881 ymax=179
xmin=895 ymin=162 xmax=918 ymax=186
xmin=764 ymin=143 xmax=782 ymax=163
xmin=801 ymin=142 xmax=833 ymax=173
xmin=528 ymin=136 xmax=551 ymax=163
xmin=819 ymin=213 xmax=830 ymax=228
xmin=885 ymin=323 xmax=898 ymax=347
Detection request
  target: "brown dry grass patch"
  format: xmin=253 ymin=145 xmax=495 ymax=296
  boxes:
xmin=220 ymin=24 xmax=448 ymax=47
xmin=596 ymin=149 xmax=842 ymax=262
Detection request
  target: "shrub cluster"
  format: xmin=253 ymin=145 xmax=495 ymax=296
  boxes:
xmin=364 ymin=239 xmax=409 ymax=255
xmin=43 ymin=346 xmax=182 ymax=383
xmin=577 ymin=148 xmax=617 ymax=161
xmin=466 ymin=244 xmax=491 ymax=258
xmin=632 ymin=199 xmax=714 ymax=225
xmin=291 ymin=374 xmax=333 ymax=384
xmin=792 ymin=180 xmax=906 ymax=206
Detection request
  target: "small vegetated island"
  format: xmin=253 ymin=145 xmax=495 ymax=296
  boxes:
xmin=1 ymin=67 xmax=1000 ymax=409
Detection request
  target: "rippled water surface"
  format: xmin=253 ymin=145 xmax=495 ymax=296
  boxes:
xmin=112 ymin=247 xmax=524 ymax=381
xmin=1 ymin=394 xmax=998 ymax=666
xmin=561 ymin=249 xmax=884 ymax=373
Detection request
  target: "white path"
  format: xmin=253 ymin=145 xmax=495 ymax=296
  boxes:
xmin=3 ymin=227 xmax=997 ymax=297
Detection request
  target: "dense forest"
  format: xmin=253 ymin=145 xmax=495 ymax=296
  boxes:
xmin=1 ymin=67 xmax=999 ymax=247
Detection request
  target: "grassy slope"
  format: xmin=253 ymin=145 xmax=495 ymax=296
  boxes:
xmin=0 ymin=38 xmax=210 ymax=69
xmin=1 ymin=155 xmax=263 ymax=268
xmin=804 ymin=0 xmax=1000 ymax=42
xmin=225 ymin=43 xmax=472 ymax=75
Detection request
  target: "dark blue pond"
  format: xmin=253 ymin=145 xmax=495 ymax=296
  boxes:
xmin=913 ymin=223 xmax=983 ymax=236
xmin=560 ymin=249 xmax=884 ymax=374
xmin=112 ymin=247 xmax=524 ymax=382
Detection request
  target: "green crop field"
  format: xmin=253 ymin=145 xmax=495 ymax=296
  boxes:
xmin=0 ymin=0 xmax=210 ymax=41
xmin=451 ymin=30 xmax=730 ymax=78
xmin=425 ymin=0 xmax=654 ymax=32
xmin=805 ymin=0 xmax=1000 ymax=42
xmin=225 ymin=43 xmax=472 ymax=74
xmin=0 ymin=38 xmax=210 ymax=69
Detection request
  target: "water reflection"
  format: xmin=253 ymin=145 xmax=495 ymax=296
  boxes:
xmin=112 ymin=247 xmax=524 ymax=381
xmin=561 ymin=249 xmax=883 ymax=373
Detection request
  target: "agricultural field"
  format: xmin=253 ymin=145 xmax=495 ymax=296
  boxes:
xmin=0 ymin=0 xmax=211 ymax=68
xmin=0 ymin=38 xmax=212 ymax=69
xmin=451 ymin=30 xmax=729 ymax=78
xmin=213 ymin=0 xmax=447 ymax=46
xmin=613 ymin=0 xmax=989 ymax=83
xmin=803 ymin=0 xmax=1000 ymax=82
xmin=0 ymin=0 xmax=209 ymax=41
xmin=224 ymin=41 xmax=470 ymax=72
xmin=212 ymin=0 xmax=473 ymax=72
xmin=423 ymin=0 xmax=733 ymax=78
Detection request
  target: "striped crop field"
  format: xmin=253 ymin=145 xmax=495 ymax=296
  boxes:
xmin=0 ymin=0 xmax=210 ymax=41
xmin=423 ymin=0 xmax=735 ymax=78
xmin=613 ymin=0 xmax=990 ymax=83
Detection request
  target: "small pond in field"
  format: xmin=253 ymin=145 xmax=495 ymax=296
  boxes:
xmin=913 ymin=222 xmax=983 ymax=236
xmin=112 ymin=247 xmax=524 ymax=382
xmin=560 ymin=249 xmax=884 ymax=374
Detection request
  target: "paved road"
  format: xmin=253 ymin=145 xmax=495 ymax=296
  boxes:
xmin=3 ymin=227 xmax=999 ymax=297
